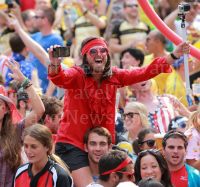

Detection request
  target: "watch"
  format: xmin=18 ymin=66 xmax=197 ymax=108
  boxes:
xmin=170 ymin=53 xmax=180 ymax=60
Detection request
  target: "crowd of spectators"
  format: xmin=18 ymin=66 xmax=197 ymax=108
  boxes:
xmin=0 ymin=0 xmax=199 ymax=187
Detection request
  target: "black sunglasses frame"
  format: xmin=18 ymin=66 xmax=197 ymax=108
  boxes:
xmin=121 ymin=112 xmax=139 ymax=120
xmin=139 ymin=139 xmax=155 ymax=147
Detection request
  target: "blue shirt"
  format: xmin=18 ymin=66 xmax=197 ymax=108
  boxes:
xmin=28 ymin=32 xmax=64 ymax=94
xmin=5 ymin=53 xmax=33 ymax=86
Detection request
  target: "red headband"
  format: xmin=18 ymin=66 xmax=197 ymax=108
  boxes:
xmin=82 ymin=39 xmax=108 ymax=56
xmin=100 ymin=157 xmax=131 ymax=175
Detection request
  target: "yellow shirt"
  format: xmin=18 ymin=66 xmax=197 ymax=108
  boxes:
xmin=166 ymin=71 xmax=188 ymax=107
xmin=143 ymin=54 xmax=171 ymax=95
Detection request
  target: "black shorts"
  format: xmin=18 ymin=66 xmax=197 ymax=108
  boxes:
xmin=55 ymin=142 xmax=89 ymax=172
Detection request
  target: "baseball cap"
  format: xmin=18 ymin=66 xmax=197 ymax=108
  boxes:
xmin=17 ymin=87 xmax=29 ymax=102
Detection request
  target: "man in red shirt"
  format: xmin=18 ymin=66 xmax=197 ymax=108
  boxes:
xmin=162 ymin=130 xmax=199 ymax=187
xmin=47 ymin=36 xmax=190 ymax=187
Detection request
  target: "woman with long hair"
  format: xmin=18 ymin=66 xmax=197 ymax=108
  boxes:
xmin=12 ymin=124 xmax=73 ymax=187
xmin=134 ymin=149 xmax=173 ymax=187
xmin=184 ymin=104 xmax=200 ymax=170
xmin=132 ymin=128 xmax=157 ymax=156
xmin=122 ymin=102 xmax=149 ymax=144
xmin=0 ymin=59 xmax=45 ymax=187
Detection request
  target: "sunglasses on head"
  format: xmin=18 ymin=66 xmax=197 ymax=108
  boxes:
xmin=121 ymin=112 xmax=139 ymax=120
xmin=116 ymin=171 xmax=134 ymax=181
xmin=139 ymin=139 xmax=155 ymax=147
xmin=138 ymin=149 xmax=161 ymax=156
xmin=126 ymin=4 xmax=138 ymax=8
xmin=86 ymin=48 xmax=108 ymax=57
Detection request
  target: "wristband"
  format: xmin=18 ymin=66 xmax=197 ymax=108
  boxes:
xmin=21 ymin=77 xmax=28 ymax=87
xmin=170 ymin=53 xmax=180 ymax=60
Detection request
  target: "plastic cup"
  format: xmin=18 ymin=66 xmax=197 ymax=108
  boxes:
xmin=154 ymin=133 xmax=165 ymax=149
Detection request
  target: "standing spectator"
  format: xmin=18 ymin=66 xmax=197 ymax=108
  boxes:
xmin=84 ymin=126 xmax=112 ymax=182
xmin=184 ymin=105 xmax=200 ymax=170
xmin=109 ymin=0 xmax=150 ymax=55
xmin=0 ymin=59 xmax=45 ymax=187
xmin=47 ymin=36 xmax=189 ymax=187
xmin=71 ymin=0 xmax=106 ymax=57
xmin=162 ymin=130 xmax=200 ymax=187
xmin=5 ymin=33 xmax=33 ymax=87
xmin=143 ymin=30 xmax=171 ymax=95
xmin=21 ymin=9 xmax=37 ymax=34
xmin=165 ymin=55 xmax=195 ymax=108
xmin=28 ymin=7 xmax=64 ymax=95
xmin=164 ymin=0 xmax=200 ymax=45
xmin=168 ymin=116 xmax=188 ymax=133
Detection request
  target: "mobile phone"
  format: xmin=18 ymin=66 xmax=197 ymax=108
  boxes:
xmin=52 ymin=47 xmax=70 ymax=58
xmin=7 ymin=3 xmax=13 ymax=8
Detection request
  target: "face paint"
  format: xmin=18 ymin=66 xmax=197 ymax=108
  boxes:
xmin=2 ymin=107 xmax=4 ymax=110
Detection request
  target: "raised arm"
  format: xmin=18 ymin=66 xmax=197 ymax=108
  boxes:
xmin=78 ymin=0 xmax=106 ymax=29
xmin=5 ymin=59 xmax=45 ymax=128
xmin=7 ymin=14 xmax=49 ymax=66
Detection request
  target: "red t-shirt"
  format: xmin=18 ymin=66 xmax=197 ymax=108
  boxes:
xmin=170 ymin=165 xmax=188 ymax=187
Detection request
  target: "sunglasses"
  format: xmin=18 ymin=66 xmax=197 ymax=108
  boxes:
xmin=34 ymin=15 xmax=45 ymax=19
xmin=116 ymin=171 xmax=134 ymax=181
xmin=86 ymin=48 xmax=108 ymax=57
xmin=139 ymin=140 xmax=155 ymax=147
xmin=138 ymin=149 xmax=161 ymax=156
xmin=126 ymin=4 xmax=138 ymax=8
xmin=121 ymin=112 xmax=139 ymax=120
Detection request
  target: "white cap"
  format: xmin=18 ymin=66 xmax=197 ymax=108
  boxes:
xmin=117 ymin=182 xmax=138 ymax=187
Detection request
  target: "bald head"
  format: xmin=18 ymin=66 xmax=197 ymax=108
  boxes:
xmin=150 ymin=30 xmax=167 ymax=46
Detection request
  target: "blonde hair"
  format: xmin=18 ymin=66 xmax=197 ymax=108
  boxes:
xmin=23 ymin=124 xmax=70 ymax=174
xmin=125 ymin=102 xmax=149 ymax=142
xmin=188 ymin=104 xmax=200 ymax=132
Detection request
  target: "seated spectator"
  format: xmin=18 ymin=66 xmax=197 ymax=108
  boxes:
xmin=7 ymin=80 xmax=21 ymax=106
xmin=134 ymin=149 xmax=173 ymax=187
xmin=129 ymin=80 xmax=178 ymax=133
xmin=162 ymin=130 xmax=200 ymax=187
xmin=138 ymin=177 xmax=164 ymax=187
xmin=0 ymin=59 xmax=45 ymax=187
xmin=5 ymin=33 xmax=33 ymax=86
xmin=87 ymin=150 xmax=135 ymax=187
xmin=168 ymin=116 xmax=188 ymax=133
xmin=12 ymin=124 xmax=73 ymax=187
xmin=84 ymin=126 xmax=112 ymax=182
xmin=132 ymin=128 xmax=157 ymax=156
xmin=122 ymin=101 xmax=149 ymax=144
xmin=184 ymin=105 xmax=200 ymax=170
